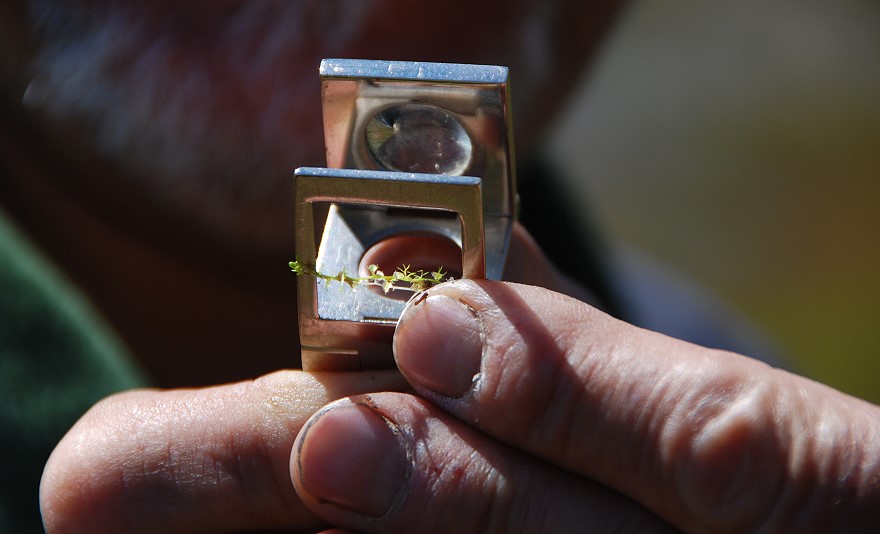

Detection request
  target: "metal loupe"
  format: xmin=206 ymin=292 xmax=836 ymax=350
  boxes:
xmin=294 ymin=59 xmax=516 ymax=371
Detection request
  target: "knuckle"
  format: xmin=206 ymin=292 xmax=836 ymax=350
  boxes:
xmin=387 ymin=400 xmax=523 ymax=533
xmin=420 ymin=454 xmax=521 ymax=533
xmin=477 ymin=317 xmax=590 ymax=458
xmin=670 ymin=369 xmax=790 ymax=532
xmin=671 ymin=369 xmax=880 ymax=532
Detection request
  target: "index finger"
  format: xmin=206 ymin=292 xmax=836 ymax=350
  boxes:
xmin=393 ymin=280 xmax=880 ymax=532
xmin=40 ymin=369 xmax=408 ymax=533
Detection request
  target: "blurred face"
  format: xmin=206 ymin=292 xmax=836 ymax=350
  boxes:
xmin=13 ymin=0 xmax=624 ymax=263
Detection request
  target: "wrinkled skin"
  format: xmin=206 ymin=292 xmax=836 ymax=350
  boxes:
xmin=40 ymin=281 xmax=880 ymax=532
xmin=4 ymin=2 xmax=878 ymax=533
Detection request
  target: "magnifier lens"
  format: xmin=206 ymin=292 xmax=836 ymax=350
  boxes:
xmin=365 ymin=103 xmax=472 ymax=175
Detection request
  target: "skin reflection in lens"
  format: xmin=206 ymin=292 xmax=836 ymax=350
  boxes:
xmin=364 ymin=103 xmax=473 ymax=175
xmin=358 ymin=233 xmax=463 ymax=301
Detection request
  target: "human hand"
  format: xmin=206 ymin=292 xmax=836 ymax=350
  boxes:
xmin=39 ymin=370 xmax=408 ymax=532
xmin=292 ymin=280 xmax=880 ymax=532
xmin=38 ymin=224 xmax=582 ymax=533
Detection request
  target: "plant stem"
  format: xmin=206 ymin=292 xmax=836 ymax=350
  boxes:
xmin=288 ymin=259 xmax=449 ymax=294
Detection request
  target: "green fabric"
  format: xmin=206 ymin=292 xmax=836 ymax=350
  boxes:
xmin=0 ymin=210 xmax=147 ymax=532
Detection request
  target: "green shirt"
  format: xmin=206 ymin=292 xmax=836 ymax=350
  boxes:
xmin=0 ymin=210 xmax=146 ymax=532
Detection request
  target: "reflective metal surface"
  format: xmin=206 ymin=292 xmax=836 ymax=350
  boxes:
xmin=320 ymin=58 xmax=516 ymax=221
xmin=295 ymin=59 xmax=516 ymax=371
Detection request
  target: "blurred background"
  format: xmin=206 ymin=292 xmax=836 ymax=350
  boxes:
xmin=547 ymin=0 xmax=880 ymax=402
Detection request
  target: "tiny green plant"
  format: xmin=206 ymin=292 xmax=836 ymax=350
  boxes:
xmin=289 ymin=259 xmax=450 ymax=294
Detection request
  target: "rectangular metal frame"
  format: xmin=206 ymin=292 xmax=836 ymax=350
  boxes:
xmin=294 ymin=167 xmax=484 ymax=371
xmin=294 ymin=59 xmax=516 ymax=371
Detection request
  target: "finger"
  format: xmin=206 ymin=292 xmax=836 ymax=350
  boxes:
xmin=292 ymin=393 xmax=673 ymax=533
xmin=393 ymin=280 xmax=880 ymax=532
xmin=40 ymin=370 xmax=408 ymax=533
xmin=304 ymin=222 xmax=596 ymax=373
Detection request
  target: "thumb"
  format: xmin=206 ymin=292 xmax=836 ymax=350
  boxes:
xmin=393 ymin=280 xmax=880 ymax=532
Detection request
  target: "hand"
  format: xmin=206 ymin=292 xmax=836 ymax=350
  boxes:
xmin=39 ymin=371 xmax=408 ymax=532
xmin=292 ymin=280 xmax=880 ymax=532
xmin=38 ymin=223 xmax=580 ymax=533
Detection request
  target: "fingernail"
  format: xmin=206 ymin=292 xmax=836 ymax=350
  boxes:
xmin=394 ymin=294 xmax=483 ymax=398
xmin=297 ymin=403 xmax=407 ymax=518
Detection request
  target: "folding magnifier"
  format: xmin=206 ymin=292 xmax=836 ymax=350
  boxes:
xmin=294 ymin=59 xmax=516 ymax=371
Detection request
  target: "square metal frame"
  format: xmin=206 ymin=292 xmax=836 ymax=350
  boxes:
xmin=294 ymin=167 xmax=484 ymax=371
xmin=294 ymin=59 xmax=517 ymax=371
